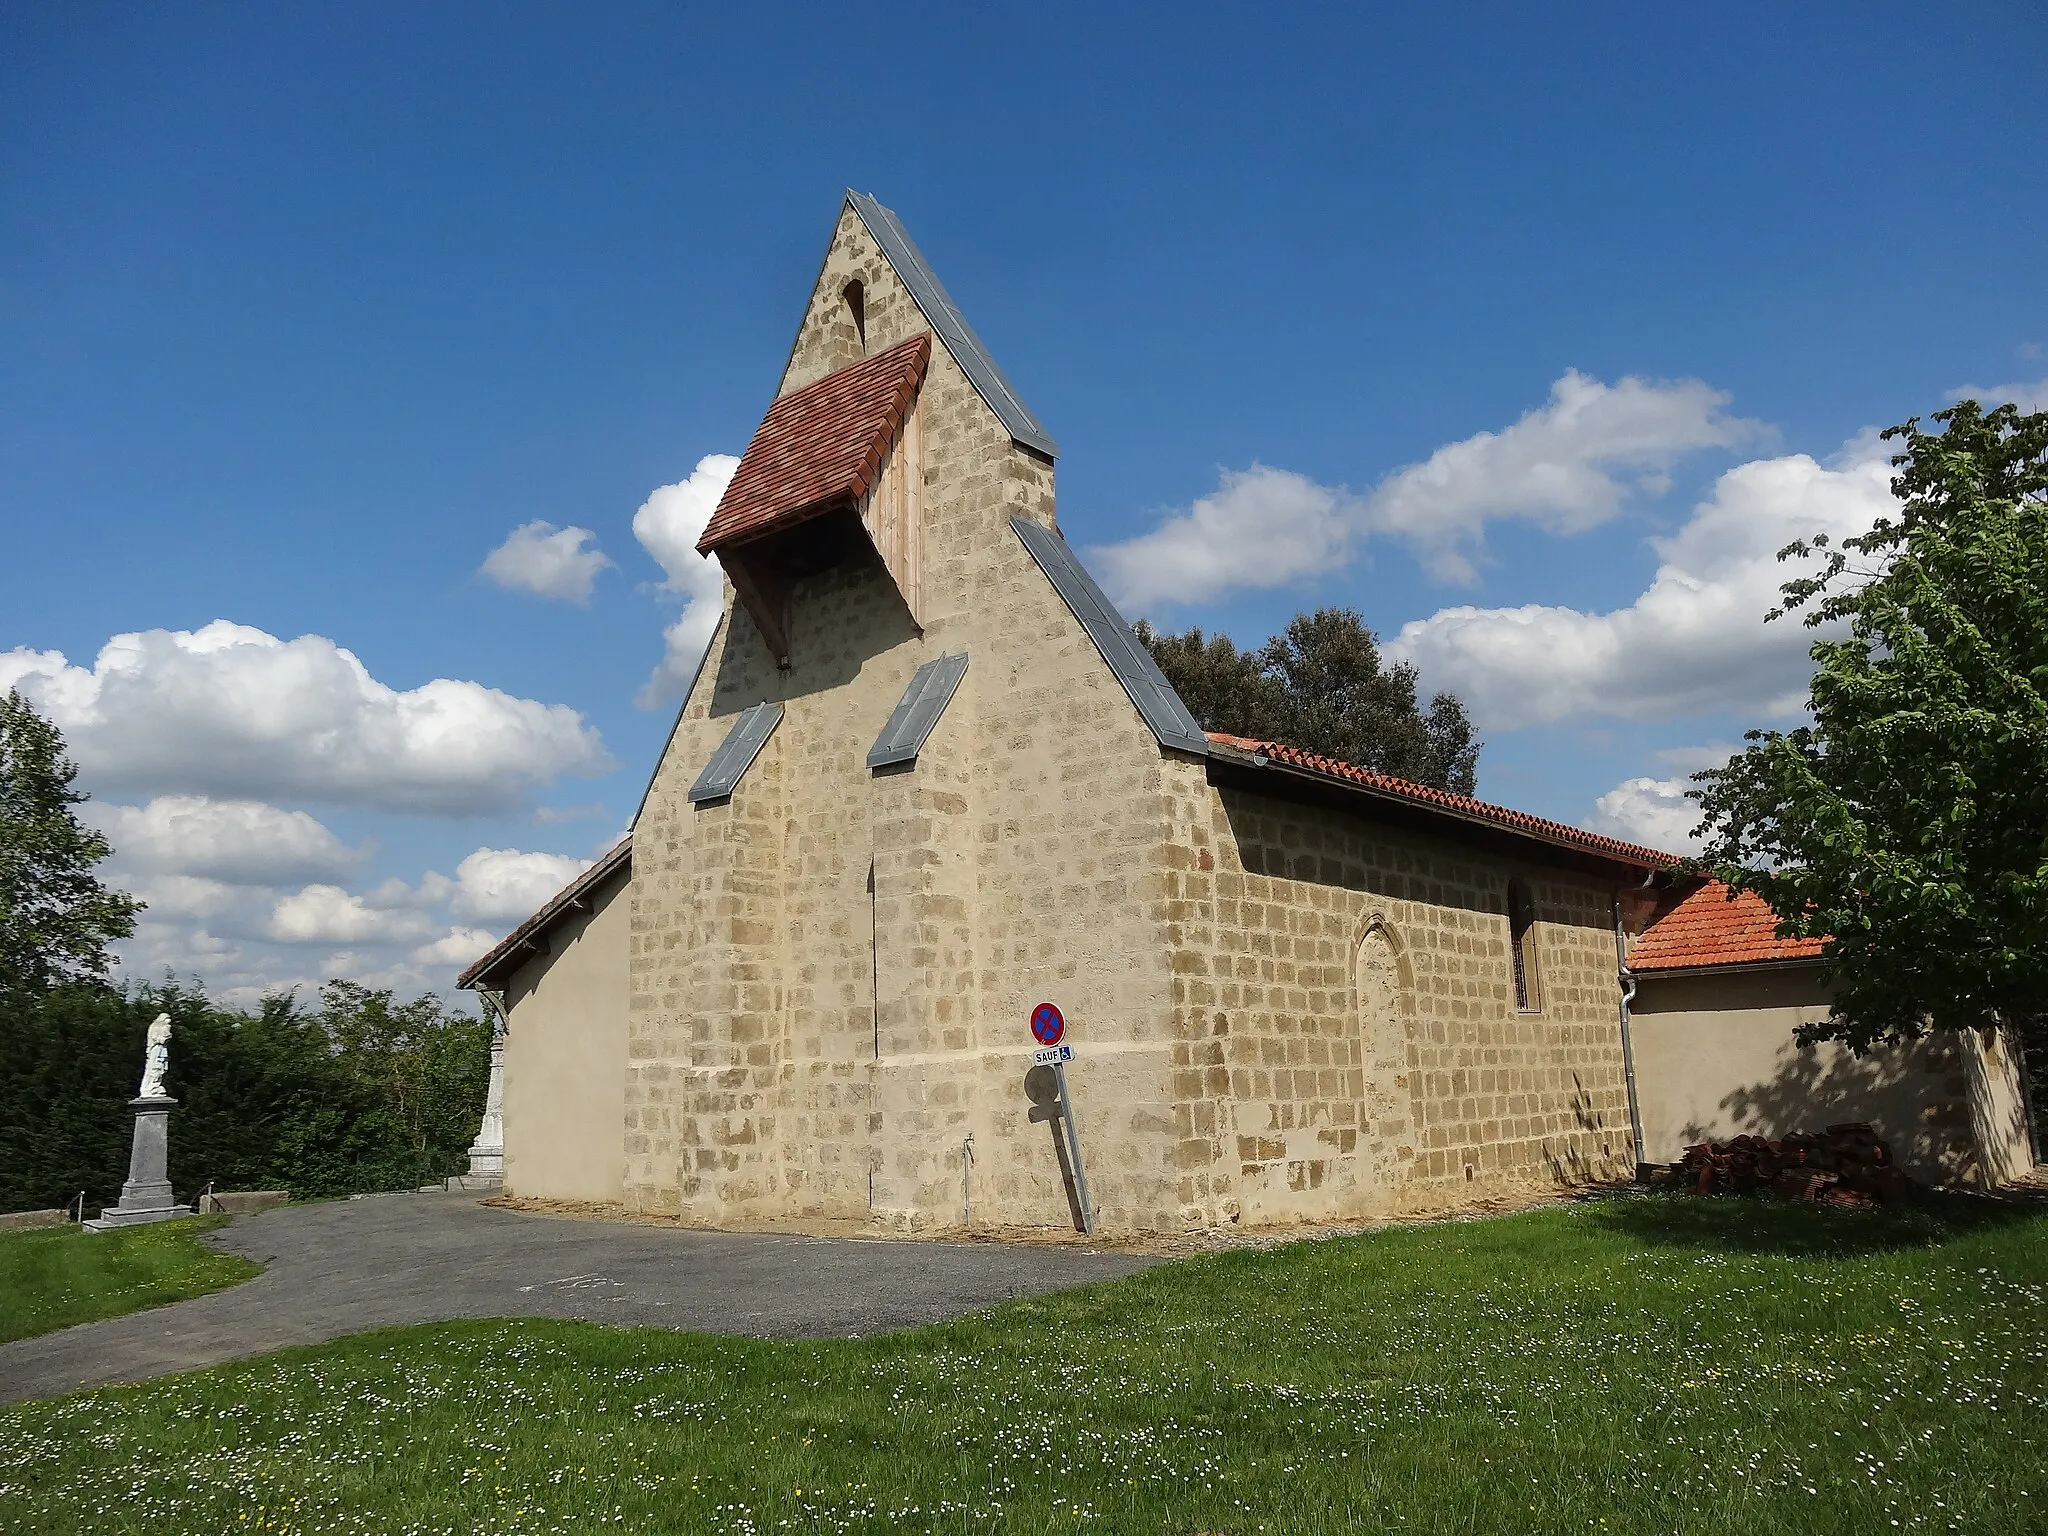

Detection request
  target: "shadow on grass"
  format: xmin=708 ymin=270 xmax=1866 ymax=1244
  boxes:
xmin=1581 ymin=1184 xmax=2047 ymax=1260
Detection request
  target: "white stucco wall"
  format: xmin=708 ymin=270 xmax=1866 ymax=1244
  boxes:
xmin=1630 ymin=964 xmax=2036 ymax=1184
xmin=501 ymin=862 xmax=631 ymax=1203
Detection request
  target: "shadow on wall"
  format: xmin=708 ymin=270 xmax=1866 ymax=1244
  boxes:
xmin=1219 ymin=786 xmax=1542 ymax=928
xmin=1687 ymin=1034 xmax=1991 ymax=1184
xmin=700 ymin=549 xmax=922 ymax=725
xmin=1542 ymin=1072 xmax=1625 ymax=1186
xmin=1632 ymin=967 xmax=2035 ymax=1187
xmin=1024 ymin=1064 xmax=1087 ymax=1233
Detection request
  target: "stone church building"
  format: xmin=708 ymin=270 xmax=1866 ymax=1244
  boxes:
xmin=460 ymin=193 xmax=2034 ymax=1234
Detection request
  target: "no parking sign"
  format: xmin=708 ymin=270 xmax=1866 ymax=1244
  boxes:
xmin=1028 ymin=1001 xmax=1092 ymax=1234
xmin=1030 ymin=1001 xmax=1065 ymax=1046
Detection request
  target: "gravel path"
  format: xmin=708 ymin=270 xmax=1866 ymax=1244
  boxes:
xmin=0 ymin=1192 xmax=1154 ymax=1405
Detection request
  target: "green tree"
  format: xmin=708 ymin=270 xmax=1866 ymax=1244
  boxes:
xmin=312 ymin=980 xmax=490 ymax=1176
xmin=0 ymin=690 xmax=141 ymax=1001
xmin=1137 ymin=608 xmax=1481 ymax=795
xmin=1690 ymin=399 xmax=2048 ymax=1071
xmin=0 ymin=978 xmax=492 ymax=1211
xmin=1133 ymin=624 xmax=1286 ymax=742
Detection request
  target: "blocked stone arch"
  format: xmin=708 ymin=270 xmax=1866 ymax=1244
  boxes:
xmin=1352 ymin=914 xmax=1419 ymax=1194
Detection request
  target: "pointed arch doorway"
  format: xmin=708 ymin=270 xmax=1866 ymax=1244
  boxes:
xmin=1354 ymin=920 xmax=1417 ymax=1200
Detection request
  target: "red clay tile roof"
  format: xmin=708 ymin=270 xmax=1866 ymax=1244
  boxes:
xmin=697 ymin=334 xmax=931 ymax=554
xmin=1628 ymin=878 xmax=1826 ymax=972
xmin=1206 ymin=733 xmax=1678 ymax=869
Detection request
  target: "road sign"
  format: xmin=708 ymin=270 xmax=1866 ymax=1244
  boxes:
xmin=1030 ymin=1001 xmax=1065 ymax=1046
xmin=1023 ymin=1000 xmax=1092 ymax=1236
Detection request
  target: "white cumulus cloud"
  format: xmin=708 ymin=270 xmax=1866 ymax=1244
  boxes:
xmin=1366 ymin=370 xmax=1763 ymax=582
xmin=1585 ymin=776 xmax=1703 ymax=856
xmin=108 ymin=834 xmax=596 ymax=999
xmin=480 ymin=520 xmax=612 ymax=603
xmin=410 ymin=928 xmax=500 ymax=969
xmin=88 ymin=796 xmax=366 ymax=885
xmin=444 ymin=847 xmax=591 ymax=924
xmin=1388 ymin=432 xmax=1897 ymax=731
xmin=1088 ymin=371 xmax=1763 ymax=610
xmin=633 ymin=453 xmax=739 ymax=708
xmin=267 ymin=885 xmax=438 ymax=946
xmin=1089 ymin=465 xmax=1355 ymax=611
xmin=0 ymin=621 xmax=612 ymax=814
xmin=1947 ymin=377 xmax=2048 ymax=413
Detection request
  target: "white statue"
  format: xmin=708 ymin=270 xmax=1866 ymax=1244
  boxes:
xmin=138 ymin=1013 xmax=172 ymax=1099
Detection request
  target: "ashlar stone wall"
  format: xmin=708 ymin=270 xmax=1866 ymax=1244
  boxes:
xmin=1158 ymin=768 xmax=1638 ymax=1229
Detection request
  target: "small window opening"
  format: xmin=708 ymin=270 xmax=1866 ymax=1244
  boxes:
xmin=1508 ymin=879 xmax=1540 ymax=1012
xmin=842 ymin=279 xmax=867 ymax=353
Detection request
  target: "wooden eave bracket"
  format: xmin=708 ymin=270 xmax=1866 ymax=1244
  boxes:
xmin=718 ymin=548 xmax=795 ymax=668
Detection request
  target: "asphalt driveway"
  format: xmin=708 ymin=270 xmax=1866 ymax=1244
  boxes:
xmin=0 ymin=1193 xmax=1154 ymax=1405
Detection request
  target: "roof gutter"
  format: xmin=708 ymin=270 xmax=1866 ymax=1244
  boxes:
xmin=1628 ymin=955 xmax=1826 ymax=980
xmin=1615 ymin=865 xmax=1655 ymax=1177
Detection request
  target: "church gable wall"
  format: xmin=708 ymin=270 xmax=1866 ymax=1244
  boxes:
xmin=625 ymin=204 xmax=1186 ymax=1231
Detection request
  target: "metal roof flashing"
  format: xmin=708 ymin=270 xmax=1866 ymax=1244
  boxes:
xmin=847 ymin=191 xmax=1059 ymax=460
xmin=1010 ymin=517 xmax=1209 ymax=756
xmin=689 ymin=701 xmax=784 ymax=803
xmin=869 ymin=653 xmax=969 ymax=769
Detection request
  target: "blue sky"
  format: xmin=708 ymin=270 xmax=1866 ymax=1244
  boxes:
xmin=4 ymin=3 xmax=2044 ymax=1004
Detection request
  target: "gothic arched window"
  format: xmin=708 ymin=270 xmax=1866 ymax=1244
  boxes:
xmin=1507 ymin=879 xmax=1540 ymax=1012
xmin=842 ymin=279 xmax=867 ymax=353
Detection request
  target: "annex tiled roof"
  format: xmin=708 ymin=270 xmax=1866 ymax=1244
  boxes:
xmin=1628 ymin=878 xmax=1826 ymax=973
xmin=456 ymin=837 xmax=633 ymax=991
xmin=697 ymin=334 xmax=930 ymax=554
xmin=1206 ymin=733 xmax=1678 ymax=869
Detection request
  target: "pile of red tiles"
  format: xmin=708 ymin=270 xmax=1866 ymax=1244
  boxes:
xmin=1673 ymin=1123 xmax=1908 ymax=1208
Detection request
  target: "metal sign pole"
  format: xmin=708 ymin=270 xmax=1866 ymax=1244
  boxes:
xmin=1052 ymin=1058 xmax=1094 ymax=1236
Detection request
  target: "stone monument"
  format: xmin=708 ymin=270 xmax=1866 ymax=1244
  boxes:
xmin=464 ymin=1017 xmax=507 ymax=1185
xmin=84 ymin=1014 xmax=194 ymax=1231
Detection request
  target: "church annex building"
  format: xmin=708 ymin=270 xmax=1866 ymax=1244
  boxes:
xmin=459 ymin=193 xmax=2035 ymax=1236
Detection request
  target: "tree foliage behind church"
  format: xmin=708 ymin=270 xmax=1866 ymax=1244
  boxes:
xmin=1691 ymin=398 xmax=2048 ymax=1068
xmin=0 ymin=981 xmax=489 ymax=1213
xmin=1137 ymin=608 xmax=1481 ymax=795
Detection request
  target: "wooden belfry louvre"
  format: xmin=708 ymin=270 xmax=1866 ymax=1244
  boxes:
xmin=697 ymin=334 xmax=930 ymax=664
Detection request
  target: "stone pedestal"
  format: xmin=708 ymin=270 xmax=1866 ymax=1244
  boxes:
xmin=84 ymin=1096 xmax=192 ymax=1231
xmin=465 ymin=1032 xmax=506 ymax=1184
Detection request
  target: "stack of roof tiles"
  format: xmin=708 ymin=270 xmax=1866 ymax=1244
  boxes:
xmin=696 ymin=334 xmax=930 ymax=554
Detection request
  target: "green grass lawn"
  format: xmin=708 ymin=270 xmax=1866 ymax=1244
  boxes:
xmin=2 ymin=1192 xmax=2043 ymax=1535
xmin=0 ymin=1215 xmax=257 ymax=1344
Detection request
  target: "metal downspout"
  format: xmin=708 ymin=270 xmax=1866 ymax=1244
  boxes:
xmin=1615 ymin=871 xmax=1655 ymax=1178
